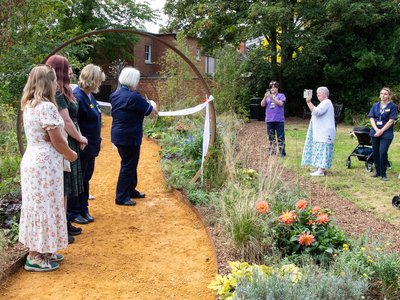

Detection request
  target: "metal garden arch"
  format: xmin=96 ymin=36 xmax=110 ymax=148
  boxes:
xmin=17 ymin=29 xmax=216 ymax=182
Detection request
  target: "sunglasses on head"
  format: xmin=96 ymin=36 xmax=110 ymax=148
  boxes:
xmin=269 ymin=81 xmax=279 ymax=88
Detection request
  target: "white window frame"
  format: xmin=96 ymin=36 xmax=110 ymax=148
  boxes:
xmin=196 ymin=48 xmax=201 ymax=61
xmin=145 ymin=44 xmax=152 ymax=64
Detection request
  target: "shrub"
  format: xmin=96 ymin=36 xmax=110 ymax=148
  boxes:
xmin=332 ymin=236 xmax=400 ymax=299
xmin=221 ymin=183 xmax=267 ymax=261
xmin=209 ymin=261 xmax=367 ymax=300
xmin=259 ymin=199 xmax=350 ymax=263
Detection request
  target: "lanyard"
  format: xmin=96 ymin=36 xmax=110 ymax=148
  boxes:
xmin=378 ymin=103 xmax=387 ymax=121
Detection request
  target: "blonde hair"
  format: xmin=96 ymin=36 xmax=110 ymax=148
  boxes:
xmin=381 ymin=87 xmax=392 ymax=101
xmin=78 ymin=64 xmax=105 ymax=92
xmin=21 ymin=65 xmax=57 ymax=110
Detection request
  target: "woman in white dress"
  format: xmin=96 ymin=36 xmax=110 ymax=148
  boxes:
xmin=19 ymin=65 xmax=77 ymax=272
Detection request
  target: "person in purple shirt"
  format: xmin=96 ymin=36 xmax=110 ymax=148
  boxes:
xmin=260 ymin=81 xmax=286 ymax=156
xmin=110 ymin=67 xmax=158 ymax=206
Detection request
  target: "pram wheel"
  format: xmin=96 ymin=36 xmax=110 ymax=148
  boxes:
xmin=346 ymin=158 xmax=351 ymax=169
xmin=365 ymin=162 xmax=373 ymax=172
xmin=392 ymin=195 xmax=400 ymax=209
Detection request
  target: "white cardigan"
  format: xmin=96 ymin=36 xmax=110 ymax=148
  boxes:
xmin=311 ymin=99 xmax=336 ymax=144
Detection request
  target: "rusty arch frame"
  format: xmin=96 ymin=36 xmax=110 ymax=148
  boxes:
xmin=17 ymin=29 xmax=216 ymax=182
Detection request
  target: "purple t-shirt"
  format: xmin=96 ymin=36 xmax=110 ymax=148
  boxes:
xmin=265 ymin=93 xmax=286 ymax=122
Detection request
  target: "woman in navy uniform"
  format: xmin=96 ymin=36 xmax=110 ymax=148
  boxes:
xmin=110 ymin=67 xmax=158 ymax=206
xmin=368 ymin=87 xmax=398 ymax=181
xmin=68 ymin=64 xmax=105 ymax=223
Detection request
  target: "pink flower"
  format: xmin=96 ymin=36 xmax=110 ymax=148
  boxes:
xmin=279 ymin=210 xmax=296 ymax=225
xmin=298 ymin=232 xmax=315 ymax=246
xmin=256 ymin=200 xmax=270 ymax=214
xmin=295 ymin=199 xmax=307 ymax=210
xmin=316 ymin=213 xmax=329 ymax=225
xmin=311 ymin=206 xmax=321 ymax=215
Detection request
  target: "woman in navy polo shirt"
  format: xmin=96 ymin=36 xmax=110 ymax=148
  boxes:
xmin=110 ymin=67 xmax=158 ymax=206
xmin=68 ymin=64 xmax=105 ymax=224
xmin=368 ymin=87 xmax=398 ymax=181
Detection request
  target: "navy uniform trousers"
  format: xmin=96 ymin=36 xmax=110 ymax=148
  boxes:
xmin=115 ymin=144 xmax=141 ymax=204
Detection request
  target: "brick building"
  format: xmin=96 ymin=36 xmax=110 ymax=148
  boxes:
xmin=94 ymin=33 xmax=216 ymax=103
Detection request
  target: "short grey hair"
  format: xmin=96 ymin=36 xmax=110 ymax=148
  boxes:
xmin=317 ymin=86 xmax=329 ymax=98
xmin=119 ymin=67 xmax=140 ymax=88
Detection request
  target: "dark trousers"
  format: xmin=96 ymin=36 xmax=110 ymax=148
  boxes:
xmin=67 ymin=152 xmax=95 ymax=220
xmin=115 ymin=144 xmax=141 ymax=204
xmin=371 ymin=136 xmax=392 ymax=177
xmin=267 ymin=122 xmax=286 ymax=156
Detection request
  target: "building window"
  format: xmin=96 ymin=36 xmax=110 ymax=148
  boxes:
xmin=196 ymin=48 xmax=201 ymax=61
xmin=145 ymin=44 xmax=152 ymax=64
xmin=205 ymin=56 xmax=216 ymax=76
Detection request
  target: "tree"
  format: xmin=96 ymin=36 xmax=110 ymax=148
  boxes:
xmin=0 ymin=0 xmax=156 ymax=106
xmin=156 ymin=32 xmax=200 ymax=109
xmin=164 ymin=0 xmax=400 ymax=116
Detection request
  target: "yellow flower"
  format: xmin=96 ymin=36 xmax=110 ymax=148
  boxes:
xmin=360 ymin=247 xmax=366 ymax=252
xmin=342 ymin=243 xmax=349 ymax=251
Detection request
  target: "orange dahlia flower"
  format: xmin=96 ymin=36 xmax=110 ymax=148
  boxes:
xmin=306 ymin=219 xmax=314 ymax=226
xmin=256 ymin=200 xmax=270 ymax=214
xmin=295 ymin=199 xmax=307 ymax=210
xmin=311 ymin=206 xmax=321 ymax=215
xmin=278 ymin=210 xmax=296 ymax=225
xmin=316 ymin=213 xmax=329 ymax=225
xmin=298 ymin=232 xmax=315 ymax=246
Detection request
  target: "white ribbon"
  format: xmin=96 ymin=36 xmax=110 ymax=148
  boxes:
xmin=159 ymin=96 xmax=214 ymax=179
xmin=98 ymin=96 xmax=214 ymax=179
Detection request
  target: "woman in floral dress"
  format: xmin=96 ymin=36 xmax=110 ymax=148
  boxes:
xmin=19 ymin=65 xmax=77 ymax=272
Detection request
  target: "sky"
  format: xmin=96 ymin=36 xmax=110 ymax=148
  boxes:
xmin=138 ymin=0 xmax=168 ymax=33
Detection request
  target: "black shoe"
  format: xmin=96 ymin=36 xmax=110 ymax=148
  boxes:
xmin=68 ymin=234 xmax=75 ymax=244
xmin=82 ymin=213 xmax=94 ymax=222
xmin=67 ymin=221 xmax=82 ymax=236
xmin=116 ymin=199 xmax=136 ymax=206
xmin=72 ymin=215 xmax=89 ymax=224
xmin=130 ymin=191 xmax=145 ymax=199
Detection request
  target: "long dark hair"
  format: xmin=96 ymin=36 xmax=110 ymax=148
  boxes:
xmin=45 ymin=55 xmax=74 ymax=103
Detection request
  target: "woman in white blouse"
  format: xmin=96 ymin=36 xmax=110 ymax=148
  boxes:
xmin=301 ymin=87 xmax=336 ymax=176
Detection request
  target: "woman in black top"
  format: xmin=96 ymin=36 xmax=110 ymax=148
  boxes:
xmin=46 ymin=55 xmax=88 ymax=242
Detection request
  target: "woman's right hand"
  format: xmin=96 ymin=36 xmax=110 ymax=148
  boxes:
xmin=80 ymin=136 xmax=88 ymax=145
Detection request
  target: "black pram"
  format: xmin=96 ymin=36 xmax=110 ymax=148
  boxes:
xmin=346 ymin=126 xmax=392 ymax=172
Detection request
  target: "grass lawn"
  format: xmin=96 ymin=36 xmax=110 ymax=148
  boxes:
xmin=282 ymin=118 xmax=400 ymax=227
